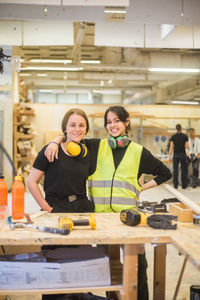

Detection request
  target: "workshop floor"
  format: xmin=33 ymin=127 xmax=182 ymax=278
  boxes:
xmin=5 ymin=184 xmax=200 ymax=300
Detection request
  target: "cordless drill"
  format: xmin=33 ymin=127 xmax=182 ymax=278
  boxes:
xmin=120 ymin=209 xmax=148 ymax=226
xmin=59 ymin=214 xmax=96 ymax=231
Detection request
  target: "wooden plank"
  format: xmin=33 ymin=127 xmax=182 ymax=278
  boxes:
xmin=153 ymin=244 xmax=167 ymax=300
xmin=122 ymin=244 xmax=140 ymax=300
xmin=30 ymin=211 xmax=48 ymax=220
xmin=170 ymin=223 xmax=200 ymax=272
xmin=0 ymin=213 xmax=171 ymax=246
xmin=172 ymin=255 xmax=189 ymax=300
xmin=164 ymin=184 xmax=200 ymax=215
xmin=0 ymin=285 xmax=123 ymax=295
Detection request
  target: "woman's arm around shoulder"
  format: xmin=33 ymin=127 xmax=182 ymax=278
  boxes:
xmin=44 ymin=135 xmax=64 ymax=162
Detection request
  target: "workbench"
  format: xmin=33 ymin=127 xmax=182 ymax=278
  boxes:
xmin=0 ymin=213 xmax=199 ymax=300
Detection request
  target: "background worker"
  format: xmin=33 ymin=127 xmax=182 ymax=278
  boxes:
xmin=169 ymin=123 xmax=189 ymax=189
xmin=187 ymin=128 xmax=200 ymax=188
xmin=45 ymin=105 xmax=172 ymax=300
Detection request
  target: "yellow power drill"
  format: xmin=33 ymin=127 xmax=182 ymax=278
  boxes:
xmin=59 ymin=213 xmax=96 ymax=231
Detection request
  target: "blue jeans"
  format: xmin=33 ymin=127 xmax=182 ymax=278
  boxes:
xmin=173 ymin=153 xmax=188 ymax=189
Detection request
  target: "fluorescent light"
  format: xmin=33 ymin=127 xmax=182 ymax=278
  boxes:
xmin=39 ymin=89 xmax=52 ymax=93
xmin=19 ymin=73 xmax=31 ymax=77
xmin=93 ymin=89 xmax=121 ymax=95
xmin=149 ymin=68 xmax=200 ymax=73
xmin=104 ymin=7 xmax=126 ymax=14
xmin=80 ymin=60 xmax=101 ymax=64
xmin=20 ymin=66 xmax=83 ymax=71
xmin=30 ymin=59 xmax=72 ymax=64
xmin=171 ymin=101 xmax=199 ymax=105
xmin=36 ymin=73 xmax=48 ymax=77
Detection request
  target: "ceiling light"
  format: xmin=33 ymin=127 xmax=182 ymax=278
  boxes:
xmin=39 ymin=89 xmax=52 ymax=93
xmin=80 ymin=60 xmax=101 ymax=64
xmin=149 ymin=68 xmax=200 ymax=73
xmin=30 ymin=59 xmax=72 ymax=64
xmin=36 ymin=73 xmax=48 ymax=77
xmin=104 ymin=7 xmax=126 ymax=14
xmin=171 ymin=101 xmax=199 ymax=105
xmin=93 ymin=89 xmax=121 ymax=95
xmin=20 ymin=66 xmax=83 ymax=71
xmin=19 ymin=73 xmax=31 ymax=77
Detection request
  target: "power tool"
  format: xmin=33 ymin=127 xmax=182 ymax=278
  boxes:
xmin=120 ymin=209 xmax=177 ymax=229
xmin=193 ymin=214 xmax=200 ymax=225
xmin=59 ymin=214 xmax=96 ymax=231
xmin=10 ymin=222 xmax=70 ymax=235
xmin=137 ymin=201 xmax=167 ymax=213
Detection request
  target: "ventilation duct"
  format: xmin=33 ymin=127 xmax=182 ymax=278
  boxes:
xmin=123 ymin=48 xmax=140 ymax=65
xmin=102 ymin=47 xmax=121 ymax=65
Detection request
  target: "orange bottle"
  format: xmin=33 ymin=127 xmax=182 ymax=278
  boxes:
xmin=12 ymin=174 xmax=25 ymax=220
xmin=0 ymin=174 xmax=8 ymax=206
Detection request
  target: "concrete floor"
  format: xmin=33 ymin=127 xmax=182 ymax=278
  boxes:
xmin=4 ymin=184 xmax=200 ymax=300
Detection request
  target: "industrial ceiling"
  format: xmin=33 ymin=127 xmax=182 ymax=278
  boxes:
xmin=1 ymin=0 xmax=200 ymax=104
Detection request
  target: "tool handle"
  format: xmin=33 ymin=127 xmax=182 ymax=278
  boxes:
xmin=73 ymin=219 xmax=89 ymax=226
xmin=37 ymin=226 xmax=70 ymax=235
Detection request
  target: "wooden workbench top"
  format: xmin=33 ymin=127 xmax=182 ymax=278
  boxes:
xmin=1 ymin=213 xmax=200 ymax=271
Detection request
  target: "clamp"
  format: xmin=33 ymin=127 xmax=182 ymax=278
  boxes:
xmin=147 ymin=214 xmax=178 ymax=230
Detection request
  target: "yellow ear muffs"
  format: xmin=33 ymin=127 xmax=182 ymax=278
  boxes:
xmin=67 ymin=142 xmax=87 ymax=157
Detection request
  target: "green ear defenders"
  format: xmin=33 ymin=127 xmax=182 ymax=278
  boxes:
xmin=107 ymin=135 xmax=129 ymax=149
xmin=67 ymin=141 xmax=87 ymax=157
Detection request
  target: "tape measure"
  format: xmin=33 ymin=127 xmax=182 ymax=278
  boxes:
xmin=193 ymin=215 xmax=200 ymax=225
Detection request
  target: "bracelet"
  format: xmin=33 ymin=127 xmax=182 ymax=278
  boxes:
xmin=48 ymin=141 xmax=59 ymax=146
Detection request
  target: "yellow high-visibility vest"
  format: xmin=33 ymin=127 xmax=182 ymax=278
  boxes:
xmin=88 ymin=139 xmax=142 ymax=212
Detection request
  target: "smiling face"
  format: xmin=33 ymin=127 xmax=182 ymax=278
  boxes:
xmin=65 ymin=113 xmax=87 ymax=143
xmin=106 ymin=111 xmax=129 ymax=137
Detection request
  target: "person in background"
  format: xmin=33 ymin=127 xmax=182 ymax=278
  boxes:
xmin=45 ymin=105 xmax=172 ymax=300
xmin=187 ymin=128 xmax=200 ymax=188
xmin=169 ymin=123 xmax=189 ymax=189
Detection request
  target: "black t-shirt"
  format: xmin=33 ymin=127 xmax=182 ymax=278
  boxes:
xmin=33 ymin=144 xmax=94 ymax=212
xmin=171 ymin=133 xmax=188 ymax=154
xmin=84 ymin=138 xmax=172 ymax=185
